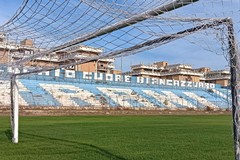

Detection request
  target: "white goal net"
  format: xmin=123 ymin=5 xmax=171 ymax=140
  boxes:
xmin=0 ymin=0 xmax=239 ymax=158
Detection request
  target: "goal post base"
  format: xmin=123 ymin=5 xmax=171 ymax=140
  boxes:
xmin=12 ymin=137 xmax=18 ymax=144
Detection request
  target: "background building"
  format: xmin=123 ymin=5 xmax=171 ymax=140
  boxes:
xmin=125 ymin=61 xmax=230 ymax=87
xmin=203 ymin=70 xmax=230 ymax=87
xmin=0 ymin=34 xmax=117 ymax=74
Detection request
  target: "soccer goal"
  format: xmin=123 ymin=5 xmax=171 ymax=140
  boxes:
xmin=0 ymin=0 xmax=239 ymax=159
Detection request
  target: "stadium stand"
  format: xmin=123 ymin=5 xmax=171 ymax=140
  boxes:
xmin=0 ymin=80 xmax=11 ymax=106
xmin=0 ymin=73 xmax=231 ymax=110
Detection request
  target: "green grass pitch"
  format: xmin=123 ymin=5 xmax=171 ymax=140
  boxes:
xmin=0 ymin=115 xmax=234 ymax=160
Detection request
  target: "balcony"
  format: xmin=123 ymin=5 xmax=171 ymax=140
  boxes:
xmin=131 ymin=64 xmax=158 ymax=70
xmin=160 ymin=70 xmax=203 ymax=76
xmin=206 ymin=70 xmax=230 ymax=74
xmin=63 ymin=45 xmax=103 ymax=53
xmin=127 ymin=69 xmax=204 ymax=77
xmin=0 ymin=41 xmax=38 ymax=51
xmin=205 ymin=75 xmax=230 ymax=80
xmin=127 ymin=71 xmax=161 ymax=76
xmin=57 ymin=53 xmax=88 ymax=62
xmin=166 ymin=64 xmax=192 ymax=69
xmin=98 ymin=58 xmax=115 ymax=63
xmin=35 ymin=56 xmax=59 ymax=62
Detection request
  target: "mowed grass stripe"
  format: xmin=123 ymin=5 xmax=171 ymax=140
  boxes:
xmin=0 ymin=115 xmax=234 ymax=160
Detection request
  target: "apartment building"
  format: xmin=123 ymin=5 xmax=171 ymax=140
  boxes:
xmin=0 ymin=33 xmax=116 ymax=74
xmin=125 ymin=61 xmax=230 ymax=87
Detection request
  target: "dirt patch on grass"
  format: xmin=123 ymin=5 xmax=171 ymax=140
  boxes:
xmin=0 ymin=106 xmax=231 ymax=116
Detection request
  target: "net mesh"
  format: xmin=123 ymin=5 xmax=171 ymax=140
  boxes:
xmin=0 ymin=0 xmax=238 ymax=74
xmin=0 ymin=0 xmax=239 ymax=152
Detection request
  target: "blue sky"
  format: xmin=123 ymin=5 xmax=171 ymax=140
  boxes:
xmin=0 ymin=1 xmax=21 ymax=25
xmin=0 ymin=0 xmax=238 ymax=72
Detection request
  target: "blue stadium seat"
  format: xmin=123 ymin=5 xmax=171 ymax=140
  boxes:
xmin=14 ymin=77 xmax=231 ymax=109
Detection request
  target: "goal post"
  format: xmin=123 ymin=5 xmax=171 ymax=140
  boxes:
xmin=10 ymin=75 xmax=19 ymax=144
xmin=227 ymin=18 xmax=240 ymax=160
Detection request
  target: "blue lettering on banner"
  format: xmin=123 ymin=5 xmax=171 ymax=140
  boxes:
xmin=6 ymin=67 xmax=216 ymax=89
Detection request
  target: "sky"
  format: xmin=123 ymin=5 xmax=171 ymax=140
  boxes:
xmin=0 ymin=1 xmax=21 ymax=25
xmin=0 ymin=0 xmax=239 ymax=72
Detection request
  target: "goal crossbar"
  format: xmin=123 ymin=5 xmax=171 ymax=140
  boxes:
xmin=14 ymin=18 xmax=230 ymax=76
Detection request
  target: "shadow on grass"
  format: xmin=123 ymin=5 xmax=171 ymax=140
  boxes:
xmin=20 ymin=132 xmax=127 ymax=160
xmin=4 ymin=129 xmax=12 ymax=141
